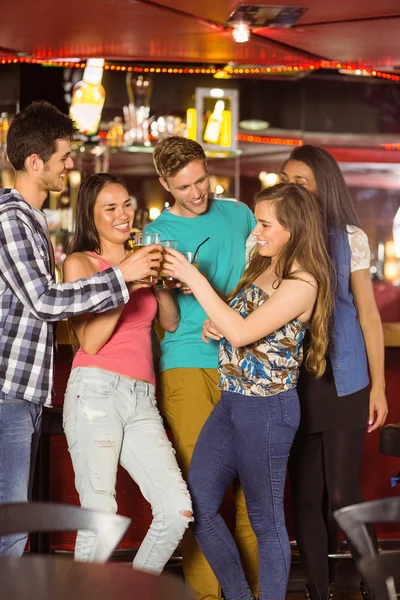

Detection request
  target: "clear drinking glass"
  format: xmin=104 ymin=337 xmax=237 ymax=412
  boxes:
xmin=133 ymin=231 xmax=161 ymax=284
xmin=180 ymin=251 xmax=199 ymax=292
xmin=157 ymin=240 xmax=180 ymax=289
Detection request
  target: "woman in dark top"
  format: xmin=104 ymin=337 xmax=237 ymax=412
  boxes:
xmin=281 ymin=145 xmax=388 ymax=600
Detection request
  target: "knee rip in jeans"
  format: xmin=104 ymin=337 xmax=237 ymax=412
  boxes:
xmin=167 ymin=468 xmax=193 ymax=522
xmin=156 ymin=439 xmax=176 ymax=455
xmin=89 ymin=438 xmax=116 ymax=496
xmin=94 ymin=438 xmax=115 ymax=449
xmin=180 ymin=509 xmax=193 ymax=521
xmin=90 ymin=467 xmax=116 ymax=497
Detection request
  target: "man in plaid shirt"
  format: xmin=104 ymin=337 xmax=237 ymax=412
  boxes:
xmin=0 ymin=101 xmax=162 ymax=556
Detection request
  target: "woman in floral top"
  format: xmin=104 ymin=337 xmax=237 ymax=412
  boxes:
xmin=163 ymin=183 xmax=333 ymax=600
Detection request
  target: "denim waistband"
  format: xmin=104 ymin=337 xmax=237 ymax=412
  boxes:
xmin=69 ymin=367 xmax=155 ymax=396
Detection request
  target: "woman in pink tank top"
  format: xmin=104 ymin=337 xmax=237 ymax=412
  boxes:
xmin=62 ymin=173 xmax=192 ymax=571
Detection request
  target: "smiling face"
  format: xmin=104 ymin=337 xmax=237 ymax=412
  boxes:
xmin=252 ymin=200 xmax=291 ymax=260
xmin=40 ymin=138 xmax=74 ymax=193
xmin=160 ymin=160 xmax=210 ymax=218
xmin=280 ymin=159 xmax=317 ymax=195
xmin=93 ymin=183 xmax=134 ymax=246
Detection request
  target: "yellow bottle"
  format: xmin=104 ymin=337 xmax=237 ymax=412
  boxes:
xmin=203 ymin=100 xmax=224 ymax=144
xmin=0 ymin=112 xmax=9 ymax=146
xmin=70 ymin=58 xmax=106 ymax=136
xmin=186 ymin=108 xmax=197 ymax=141
xmin=220 ymin=109 xmax=231 ymax=148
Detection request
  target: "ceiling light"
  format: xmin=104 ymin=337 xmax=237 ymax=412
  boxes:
xmin=210 ymin=88 xmax=225 ymax=98
xmin=232 ymin=22 xmax=250 ymax=43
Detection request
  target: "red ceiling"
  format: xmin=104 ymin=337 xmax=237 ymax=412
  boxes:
xmin=0 ymin=1 xmax=400 ymax=69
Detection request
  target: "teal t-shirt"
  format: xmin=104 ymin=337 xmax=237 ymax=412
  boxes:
xmin=145 ymin=199 xmax=256 ymax=372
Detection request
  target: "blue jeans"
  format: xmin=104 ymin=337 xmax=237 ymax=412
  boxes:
xmin=0 ymin=393 xmax=42 ymax=556
xmin=187 ymin=389 xmax=300 ymax=600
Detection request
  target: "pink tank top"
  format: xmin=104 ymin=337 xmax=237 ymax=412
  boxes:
xmin=72 ymin=252 xmax=157 ymax=384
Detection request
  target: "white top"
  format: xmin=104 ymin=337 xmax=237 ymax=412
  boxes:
xmin=347 ymin=226 xmax=370 ymax=272
xmin=245 ymin=227 xmax=370 ymax=272
xmin=245 ymin=233 xmax=256 ymax=266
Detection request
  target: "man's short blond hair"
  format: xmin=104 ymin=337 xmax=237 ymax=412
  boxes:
xmin=153 ymin=136 xmax=207 ymax=180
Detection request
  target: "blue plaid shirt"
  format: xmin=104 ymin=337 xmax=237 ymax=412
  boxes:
xmin=0 ymin=188 xmax=129 ymax=405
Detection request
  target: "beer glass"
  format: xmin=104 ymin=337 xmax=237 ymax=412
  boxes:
xmin=180 ymin=251 xmax=199 ymax=292
xmin=134 ymin=231 xmax=161 ymax=284
xmin=158 ymin=240 xmax=180 ymax=289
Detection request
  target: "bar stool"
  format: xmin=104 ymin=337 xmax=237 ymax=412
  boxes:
xmin=379 ymin=423 xmax=400 ymax=487
xmin=30 ymin=405 xmax=64 ymax=553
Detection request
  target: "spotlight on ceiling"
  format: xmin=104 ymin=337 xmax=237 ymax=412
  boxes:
xmin=232 ymin=22 xmax=251 ymax=43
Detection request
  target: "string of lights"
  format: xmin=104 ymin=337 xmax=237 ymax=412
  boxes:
xmin=1 ymin=56 xmax=400 ymax=81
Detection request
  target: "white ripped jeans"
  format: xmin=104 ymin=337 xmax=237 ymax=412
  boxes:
xmin=63 ymin=367 xmax=192 ymax=572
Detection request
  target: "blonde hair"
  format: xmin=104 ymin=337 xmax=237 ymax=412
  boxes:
xmin=227 ymin=183 xmax=334 ymax=377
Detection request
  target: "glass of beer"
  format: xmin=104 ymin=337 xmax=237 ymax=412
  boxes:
xmin=133 ymin=231 xmax=161 ymax=284
xmin=157 ymin=240 xmax=180 ymax=289
xmin=180 ymin=251 xmax=200 ymax=292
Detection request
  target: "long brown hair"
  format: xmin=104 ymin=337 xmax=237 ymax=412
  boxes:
xmin=283 ymin=145 xmax=360 ymax=230
xmin=66 ymin=172 xmax=130 ymax=352
xmin=227 ymin=183 xmax=333 ymax=377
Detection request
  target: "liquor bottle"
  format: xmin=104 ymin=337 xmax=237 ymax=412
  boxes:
xmin=186 ymin=93 xmax=197 ymax=141
xmin=220 ymin=107 xmax=232 ymax=148
xmin=203 ymin=100 xmax=225 ymax=144
xmin=70 ymin=58 xmax=106 ymax=137
xmin=59 ymin=192 xmax=73 ymax=232
xmin=106 ymin=116 xmax=124 ymax=147
xmin=0 ymin=112 xmax=9 ymax=160
xmin=0 ymin=112 xmax=9 ymax=146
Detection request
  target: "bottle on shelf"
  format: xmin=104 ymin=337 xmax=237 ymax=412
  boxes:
xmin=220 ymin=106 xmax=232 ymax=148
xmin=106 ymin=116 xmax=125 ymax=147
xmin=186 ymin=93 xmax=197 ymax=141
xmin=69 ymin=58 xmax=106 ymax=137
xmin=59 ymin=191 xmax=73 ymax=232
xmin=0 ymin=112 xmax=9 ymax=159
xmin=203 ymin=100 xmax=225 ymax=144
xmin=0 ymin=112 xmax=9 ymax=144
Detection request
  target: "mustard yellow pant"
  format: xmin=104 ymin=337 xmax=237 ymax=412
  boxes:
xmin=160 ymin=368 xmax=259 ymax=600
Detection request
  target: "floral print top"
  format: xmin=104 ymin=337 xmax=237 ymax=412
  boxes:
xmin=218 ymin=284 xmax=305 ymax=397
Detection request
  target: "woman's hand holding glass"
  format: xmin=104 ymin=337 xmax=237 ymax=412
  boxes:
xmin=119 ymin=244 xmax=163 ymax=285
xmin=161 ymin=248 xmax=199 ymax=291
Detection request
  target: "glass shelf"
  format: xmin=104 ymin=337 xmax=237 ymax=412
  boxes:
xmin=71 ymin=141 xmax=242 ymax=159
